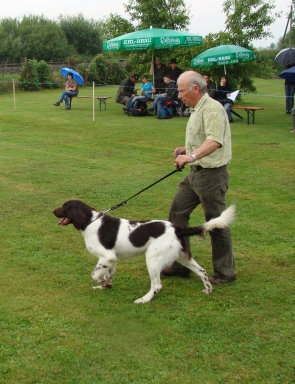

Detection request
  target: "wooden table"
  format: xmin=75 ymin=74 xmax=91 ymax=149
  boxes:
xmin=69 ymin=96 xmax=112 ymax=110
xmin=230 ymin=106 xmax=264 ymax=125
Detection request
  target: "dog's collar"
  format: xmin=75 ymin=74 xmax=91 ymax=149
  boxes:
xmin=91 ymin=212 xmax=104 ymax=223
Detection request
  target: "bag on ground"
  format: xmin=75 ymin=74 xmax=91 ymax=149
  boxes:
xmin=128 ymin=101 xmax=147 ymax=116
xmin=158 ymin=105 xmax=173 ymax=119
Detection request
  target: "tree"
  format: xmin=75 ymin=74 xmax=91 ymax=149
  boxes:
xmin=19 ymin=15 xmax=74 ymax=62
xmin=0 ymin=18 xmax=22 ymax=63
xmin=223 ymin=0 xmax=279 ymax=47
xmin=59 ymin=14 xmax=102 ymax=57
xmin=124 ymin=0 xmax=190 ymax=30
xmin=98 ymin=13 xmax=135 ymax=41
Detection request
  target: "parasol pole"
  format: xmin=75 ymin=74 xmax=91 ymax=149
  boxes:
xmin=224 ymin=64 xmax=226 ymax=75
xmin=13 ymin=79 xmax=16 ymax=111
xmin=93 ymin=81 xmax=95 ymax=122
xmin=150 ymin=26 xmax=155 ymax=86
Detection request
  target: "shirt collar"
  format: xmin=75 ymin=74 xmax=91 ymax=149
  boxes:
xmin=190 ymin=92 xmax=209 ymax=112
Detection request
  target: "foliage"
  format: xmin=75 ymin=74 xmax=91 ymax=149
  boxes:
xmin=77 ymin=54 xmax=126 ymax=85
xmin=98 ymin=13 xmax=135 ymax=41
xmin=124 ymin=0 xmax=190 ymax=30
xmin=58 ymin=14 xmax=102 ymax=57
xmin=19 ymin=15 xmax=74 ymax=62
xmin=19 ymin=58 xmax=40 ymax=91
xmin=223 ymin=0 xmax=279 ymax=46
xmin=0 ymin=18 xmax=22 ymax=63
xmin=255 ymin=49 xmax=284 ymax=78
xmin=19 ymin=59 xmax=58 ymax=90
xmin=0 ymin=81 xmax=294 ymax=383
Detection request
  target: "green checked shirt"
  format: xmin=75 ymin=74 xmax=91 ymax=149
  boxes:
xmin=186 ymin=93 xmax=232 ymax=169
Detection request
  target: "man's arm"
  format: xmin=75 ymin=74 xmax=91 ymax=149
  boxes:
xmin=174 ymin=139 xmax=221 ymax=168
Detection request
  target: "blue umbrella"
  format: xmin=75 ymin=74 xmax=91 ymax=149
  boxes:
xmin=278 ymin=66 xmax=295 ymax=82
xmin=60 ymin=67 xmax=84 ymax=85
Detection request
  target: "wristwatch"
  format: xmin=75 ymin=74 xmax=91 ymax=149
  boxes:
xmin=188 ymin=152 xmax=197 ymax=161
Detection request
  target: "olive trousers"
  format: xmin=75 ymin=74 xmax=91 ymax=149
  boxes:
xmin=169 ymin=165 xmax=236 ymax=278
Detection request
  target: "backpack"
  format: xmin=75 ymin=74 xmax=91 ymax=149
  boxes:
xmin=128 ymin=101 xmax=147 ymax=116
xmin=158 ymin=105 xmax=173 ymax=119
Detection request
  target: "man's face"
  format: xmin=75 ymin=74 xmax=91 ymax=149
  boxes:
xmin=177 ymin=76 xmax=199 ymax=107
xmin=155 ymin=57 xmax=161 ymax=65
xmin=163 ymin=76 xmax=170 ymax=84
xmin=171 ymin=63 xmax=177 ymax=69
xmin=203 ymin=75 xmax=210 ymax=85
xmin=131 ymin=77 xmax=137 ymax=83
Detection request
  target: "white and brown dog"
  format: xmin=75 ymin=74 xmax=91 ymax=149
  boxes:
xmin=53 ymin=200 xmax=235 ymax=304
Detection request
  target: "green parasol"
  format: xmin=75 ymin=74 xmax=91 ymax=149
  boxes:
xmin=191 ymin=45 xmax=256 ymax=74
xmin=103 ymin=27 xmax=202 ymax=52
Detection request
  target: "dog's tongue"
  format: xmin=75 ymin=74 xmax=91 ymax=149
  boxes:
xmin=57 ymin=218 xmax=70 ymax=226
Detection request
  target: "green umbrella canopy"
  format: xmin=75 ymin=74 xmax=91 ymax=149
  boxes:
xmin=103 ymin=27 xmax=202 ymax=52
xmin=191 ymin=45 xmax=256 ymax=68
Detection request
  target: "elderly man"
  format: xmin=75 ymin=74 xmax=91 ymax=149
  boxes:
xmin=162 ymin=71 xmax=236 ymax=284
xmin=115 ymin=74 xmax=139 ymax=107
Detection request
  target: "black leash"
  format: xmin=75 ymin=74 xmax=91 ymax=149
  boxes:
xmin=103 ymin=165 xmax=184 ymax=214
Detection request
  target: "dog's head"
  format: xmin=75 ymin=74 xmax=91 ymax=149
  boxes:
xmin=53 ymin=200 xmax=96 ymax=230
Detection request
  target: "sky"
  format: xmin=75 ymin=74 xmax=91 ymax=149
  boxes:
xmin=1 ymin=0 xmax=292 ymax=48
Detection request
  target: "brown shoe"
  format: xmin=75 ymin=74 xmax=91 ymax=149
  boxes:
xmin=161 ymin=261 xmax=190 ymax=277
xmin=209 ymin=273 xmax=236 ymax=284
xmin=53 ymin=101 xmax=60 ymax=106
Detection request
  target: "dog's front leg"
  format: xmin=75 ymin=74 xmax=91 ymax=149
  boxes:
xmin=91 ymin=255 xmax=117 ymax=289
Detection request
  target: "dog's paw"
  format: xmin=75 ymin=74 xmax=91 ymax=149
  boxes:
xmin=93 ymin=285 xmax=105 ymax=290
xmin=202 ymin=286 xmax=213 ymax=295
xmin=134 ymin=298 xmax=147 ymax=304
xmin=93 ymin=280 xmax=112 ymax=290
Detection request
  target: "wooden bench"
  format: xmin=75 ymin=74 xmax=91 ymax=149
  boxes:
xmin=68 ymin=96 xmax=112 ymax=110
xmin=230 ymin=106 xmax=264 ymax=125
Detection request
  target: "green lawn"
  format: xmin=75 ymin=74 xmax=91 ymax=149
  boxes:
xmin=0 ymin=79 xmax=294 ymax=384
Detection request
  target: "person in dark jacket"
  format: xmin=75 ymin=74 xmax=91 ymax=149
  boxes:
xmin=149 ymin=57 xmax=167 ymax=94
xmin=284 ymin=64 xmax=295 ymax=114
xmin=115 ymin=74 xmax=139 ymax=107
xmin=217 ymin=75 xmax=233 ymax=123
xmin=166 ymin=59 xmax=183 ymax=83
xmin=147 ymin=74 xmax=178 ymax=115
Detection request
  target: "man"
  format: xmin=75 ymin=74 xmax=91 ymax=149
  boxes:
xmin=115 ymin=74 xmax=139 ymax=107
xmin=166 ymin=58 xmax=183 ymax=83
xmin=203 ymin=72 xmax=217 ymax=99
xmin=147 ymin=74 xmax=178 ymax=115
xmin=149 ymin=57 xmax=167 ymax=94
xmin=162 ymin=71 xmax=236 ymax=284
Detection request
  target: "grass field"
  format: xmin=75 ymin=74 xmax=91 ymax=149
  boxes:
xmin=0 ymin=79 xmax=294 ymax=384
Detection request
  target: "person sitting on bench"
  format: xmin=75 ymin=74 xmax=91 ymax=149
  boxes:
xmin=53 ymin=72 xmax=78 ymax=110
xmin=147 ymin=74 xmax=178 ymax=115
xmin=217 ymin=75 xmax=233 ymax=123
xmin=123 ymin=75 xmax=154 ymax=112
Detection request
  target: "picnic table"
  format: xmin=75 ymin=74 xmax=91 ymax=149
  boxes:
xmin=68 ymin=96 xmax=112 ymax=110
xmin=230 ymin=106 xmax=264 ymax=125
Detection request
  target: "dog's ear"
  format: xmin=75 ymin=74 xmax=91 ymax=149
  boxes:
xmin=63 ymin=201 xmax=90 ymax=230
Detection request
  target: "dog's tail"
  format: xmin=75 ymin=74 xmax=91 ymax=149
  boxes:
xmin=175 ymin=205 xmax=236 ymax=239
xmin=203 ymin=205 xmax=236 ymax=233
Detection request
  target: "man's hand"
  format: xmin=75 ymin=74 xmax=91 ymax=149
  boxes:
xmin=174 ymin=154 xmax=194 ymax=168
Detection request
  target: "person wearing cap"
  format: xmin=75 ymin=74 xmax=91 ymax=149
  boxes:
xmin=115 ymin=74 xmax=139 ymax=107
xmin=149 ymin=57 xmax=167 ymax=94
xmin=166 ymin=59 xmax=183 ymax=83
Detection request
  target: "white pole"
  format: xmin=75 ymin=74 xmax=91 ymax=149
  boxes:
xmin=93 ymin=81 xmax=95 ymax=122
xmin=13 ymin=79 xmax=16 ymax=111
